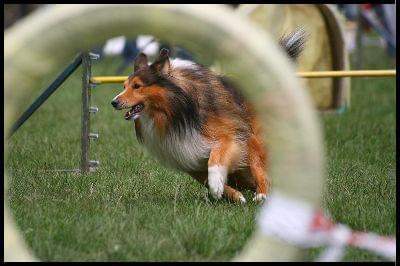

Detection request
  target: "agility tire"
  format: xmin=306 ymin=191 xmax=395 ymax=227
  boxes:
xmin=5 ymin=4 xmax=325 ymax=261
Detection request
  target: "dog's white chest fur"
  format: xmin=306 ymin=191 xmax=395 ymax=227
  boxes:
xmin=137 ymin=114 xmax=211 ymax=171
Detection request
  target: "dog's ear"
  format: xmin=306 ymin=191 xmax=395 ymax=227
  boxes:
xmin=151 ymin=48 xmax=171 ymax=75
xmin=134 ymin=53 xmax=148 ymax=72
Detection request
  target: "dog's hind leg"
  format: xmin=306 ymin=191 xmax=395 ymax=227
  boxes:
xmin=223 ymin=185 xmax=246 ymax=203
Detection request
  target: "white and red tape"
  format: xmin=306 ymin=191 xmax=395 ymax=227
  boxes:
xmin=257 ymin=191 xmax=396 ymax=261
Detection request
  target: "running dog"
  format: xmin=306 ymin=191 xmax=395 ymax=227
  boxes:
xmin=111 ymin=29 xmax=306 ymax=203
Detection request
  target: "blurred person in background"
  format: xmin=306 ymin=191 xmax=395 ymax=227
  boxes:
xmin=338 ymin=4 xmax=395 ymax=61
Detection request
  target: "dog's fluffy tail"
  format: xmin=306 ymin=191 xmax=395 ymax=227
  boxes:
xmin=279 ymin=28 xmax=307 ymax=61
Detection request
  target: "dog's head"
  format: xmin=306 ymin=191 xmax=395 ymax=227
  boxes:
xmin=111 ymin=49 xmax=172 ymax=121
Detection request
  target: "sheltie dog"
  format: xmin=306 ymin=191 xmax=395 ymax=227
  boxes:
xmin=111 ymin=29 xmax=306 ymax=203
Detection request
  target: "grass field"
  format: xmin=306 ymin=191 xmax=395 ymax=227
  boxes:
xmin=5 ymin=43 xmax=395 ymax=261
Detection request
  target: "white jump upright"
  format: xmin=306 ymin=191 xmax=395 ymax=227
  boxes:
xmin=81 ymin=52 xmax=100 ymax=173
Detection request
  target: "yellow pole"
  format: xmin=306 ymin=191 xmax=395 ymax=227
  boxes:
xmin=91 ymin=76 xmax=128 ymax=83
xmin=297 ymin=69 xmax=396 ymax=78
xmin=91 ymin=70 xmax=396 ymax=83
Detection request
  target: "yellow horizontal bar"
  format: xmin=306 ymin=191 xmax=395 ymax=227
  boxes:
xmin=297 ymin=69 xmax=396 ymax=78
xmin=91 ymin=69 xmax=396 ymax=84
xmin=91 ymin=76 xmax=128 ymax=83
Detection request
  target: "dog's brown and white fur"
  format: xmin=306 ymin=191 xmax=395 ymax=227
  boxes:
xmin=111 ymin=30 xmax=306 ymax=203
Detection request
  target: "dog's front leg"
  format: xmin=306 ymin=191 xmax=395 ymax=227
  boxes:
xmin=207 ymin=139 xmax=241 ymax=200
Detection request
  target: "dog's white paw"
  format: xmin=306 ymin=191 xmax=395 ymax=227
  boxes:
xmin=253 ymin=193 xmax=267 ymax=202
xmin=238 ymin=194 xmax=247 ymax=204
xmin=208 ymin=165 xmax=227 ymax=200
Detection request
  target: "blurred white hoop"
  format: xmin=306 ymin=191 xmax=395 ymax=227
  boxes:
xmin=5 ymin=4 xmax=324 ymax=261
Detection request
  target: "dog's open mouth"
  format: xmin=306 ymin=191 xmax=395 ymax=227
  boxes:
xmin=124 ymin=103 xmax=144 ymax=120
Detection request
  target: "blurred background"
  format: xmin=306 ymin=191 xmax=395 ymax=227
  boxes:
xmin=4 ymin=4 xmax=396 ymax=67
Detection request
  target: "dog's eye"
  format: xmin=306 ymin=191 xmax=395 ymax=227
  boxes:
xmin=133 ymin=83 xmax=141 ymax=89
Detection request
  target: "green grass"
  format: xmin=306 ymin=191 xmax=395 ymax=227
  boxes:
xmin=5 ymin=44 xmax=395 ymax=261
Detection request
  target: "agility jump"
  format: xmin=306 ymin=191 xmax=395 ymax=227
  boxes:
xmin=8 ymin=52 xmax=396 ymax=175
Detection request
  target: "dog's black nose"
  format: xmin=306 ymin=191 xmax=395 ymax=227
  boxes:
xmin=111 ymin=99 xmax=119 ymax=108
